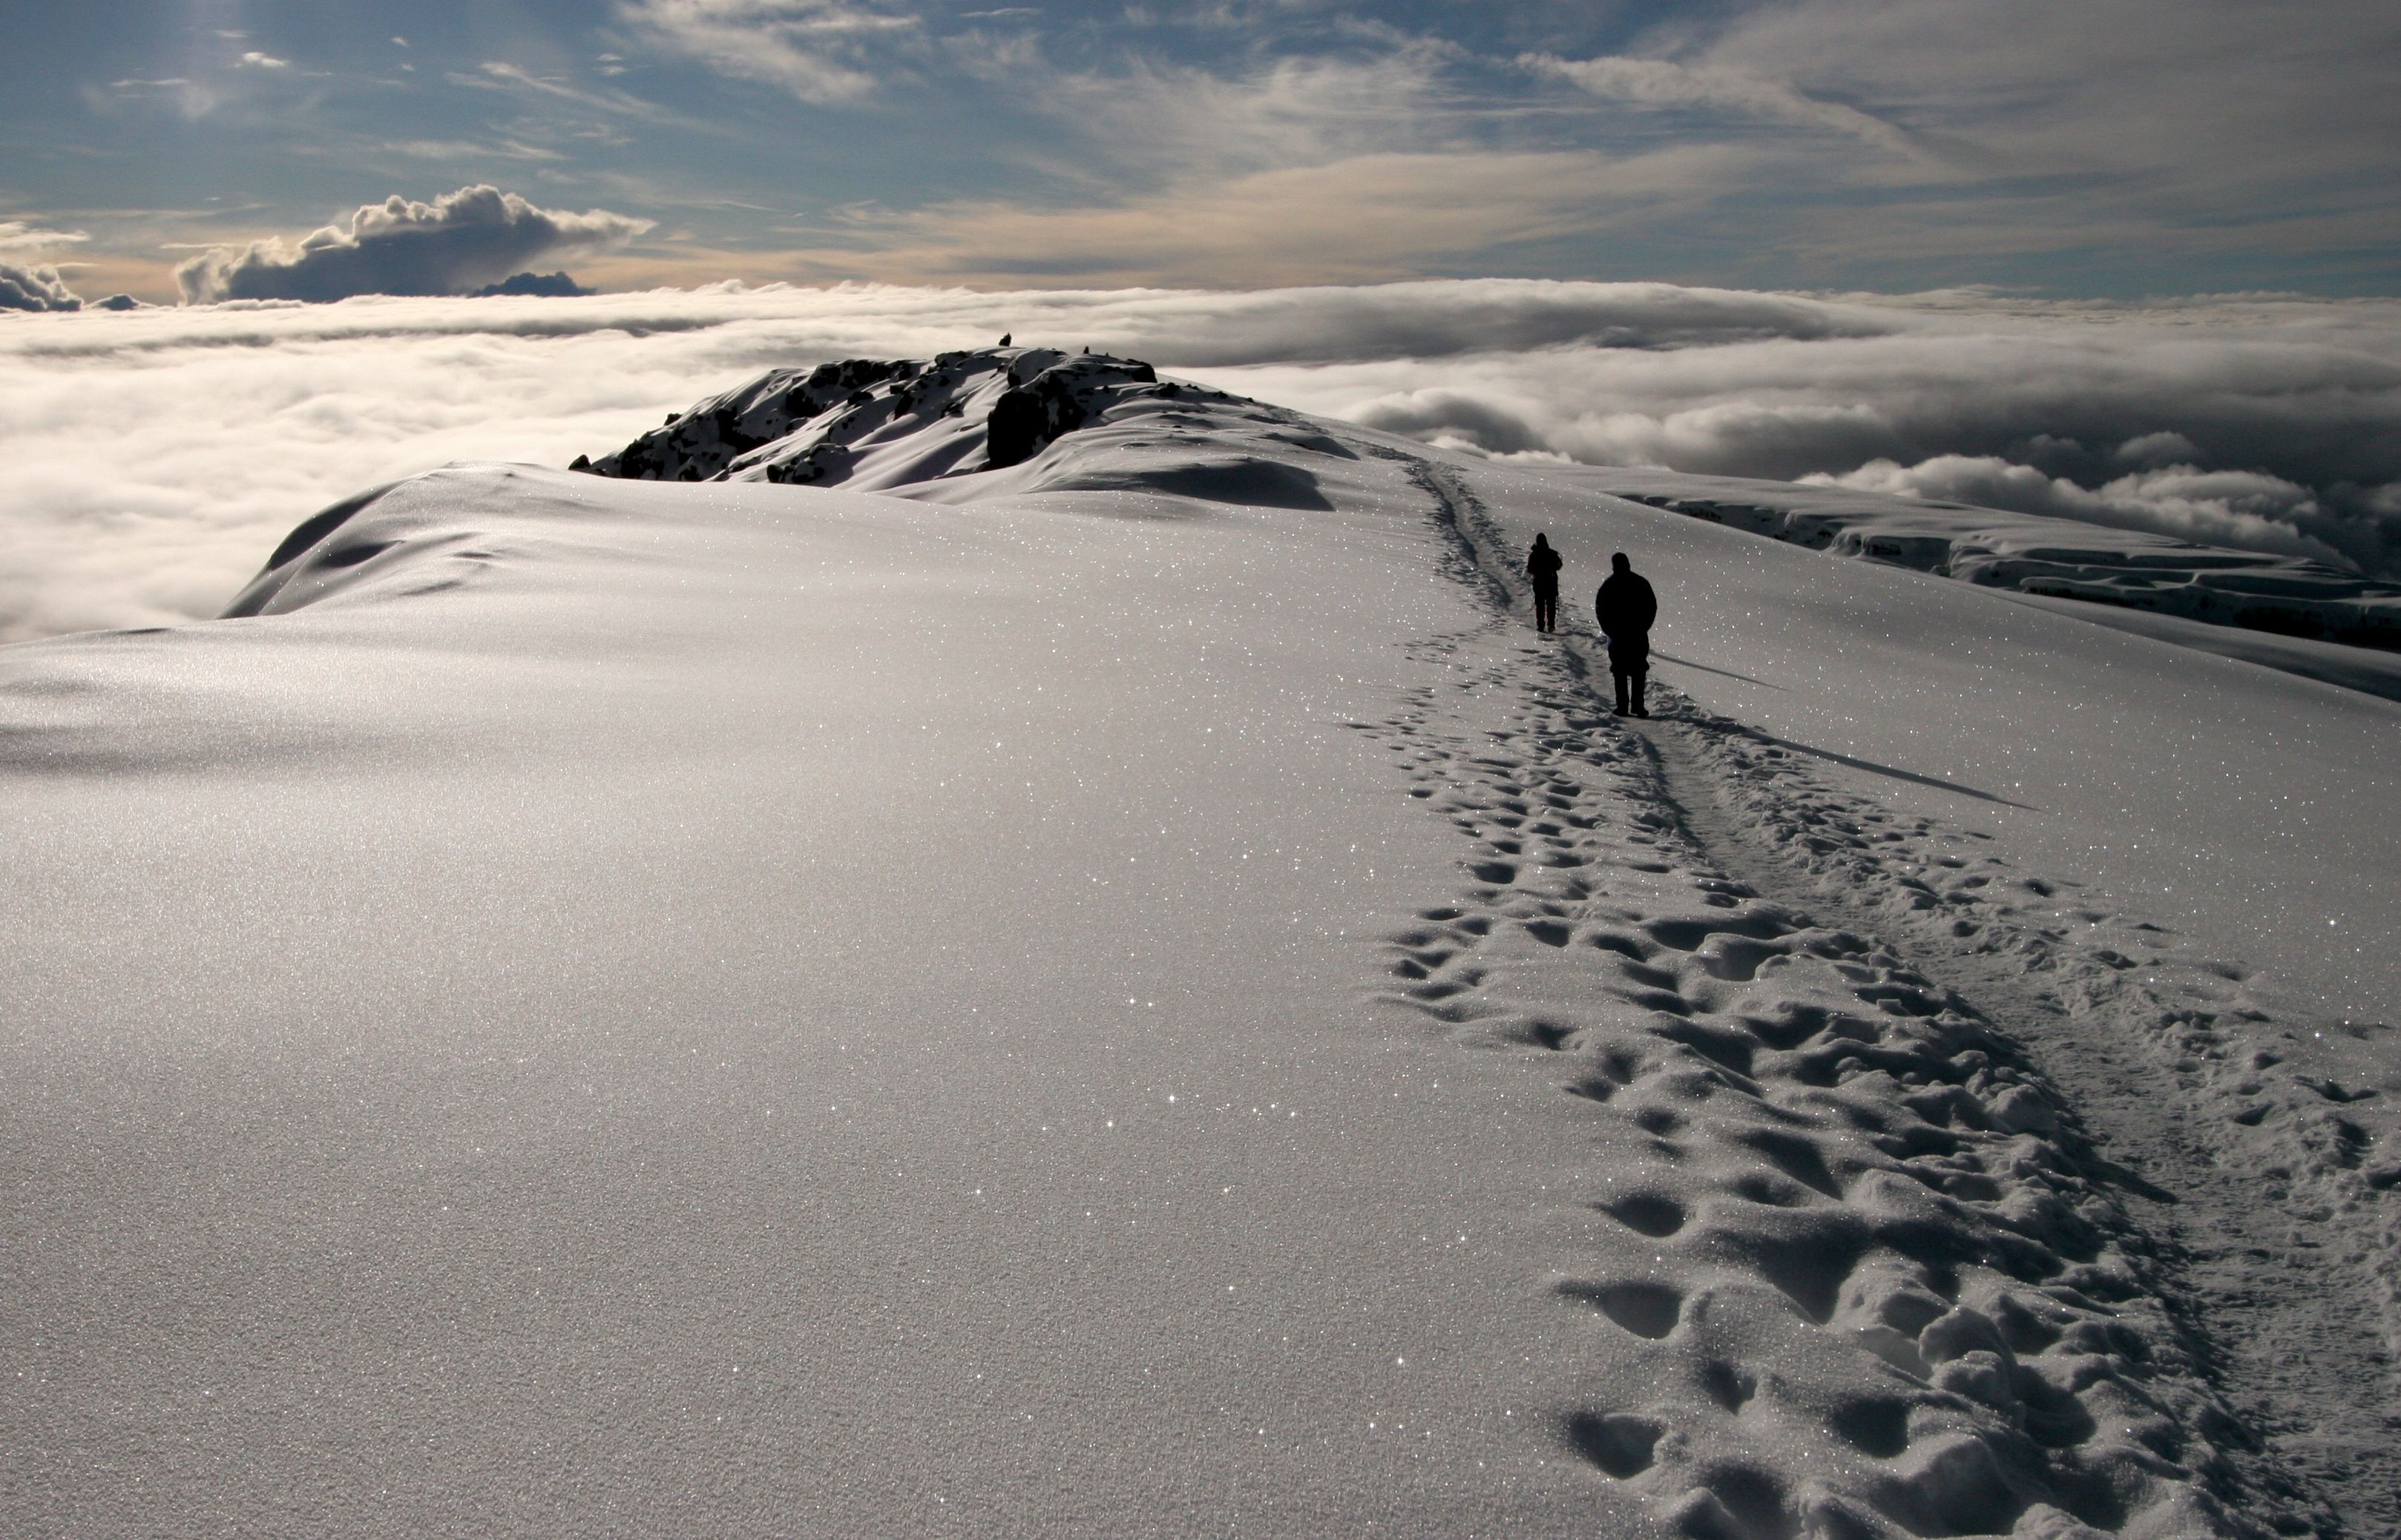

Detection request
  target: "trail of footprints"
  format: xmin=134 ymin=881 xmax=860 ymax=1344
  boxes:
xmin=1668 ymin=706 xmax=2397 ymax=1251
xmin=1656 ymin=697 xmax=2399 ymax=1536
xmin=1354 ymin=639 xmax=2319 ymax=1540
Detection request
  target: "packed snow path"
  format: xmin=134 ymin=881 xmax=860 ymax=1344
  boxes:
xmin=1639 ymin=720 xmax=2400 ymax=1537
xmin=1405 ymin=456 xmax=2400 ymax=1535
xmin=7 ymin=351 xmax=2397 ymax=1538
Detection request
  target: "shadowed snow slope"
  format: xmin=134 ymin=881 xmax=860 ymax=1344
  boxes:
xmin=5 ymin=351 xmax=2397 ymax=1538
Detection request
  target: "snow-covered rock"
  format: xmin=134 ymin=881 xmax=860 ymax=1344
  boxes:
xmin=573 ymin=346 xmax=1168 ymax=489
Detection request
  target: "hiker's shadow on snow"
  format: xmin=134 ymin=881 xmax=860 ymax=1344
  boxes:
xmin=2085 ymin=1154 xmax=2178 ymax=1205
xmin=1654 ymin=651 xmax=1785 ymax=691
xmin=1606 ymin=646 xmax=2035 ymax=809
xmin=1748 ymin=732 xmax=2037 ymax=812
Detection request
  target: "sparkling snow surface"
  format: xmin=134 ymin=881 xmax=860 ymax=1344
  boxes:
xmin=5 ymin=354 xmax=2397 ymax=1538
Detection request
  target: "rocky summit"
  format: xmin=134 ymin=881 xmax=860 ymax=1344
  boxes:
xmin=573 ymin=346 xmax=1175 ymax=490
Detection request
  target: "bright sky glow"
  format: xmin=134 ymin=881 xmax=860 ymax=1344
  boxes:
xmin=4 ymin=0 xmax=2396 ymax=304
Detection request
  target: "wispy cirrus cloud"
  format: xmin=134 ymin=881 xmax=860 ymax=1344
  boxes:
xmin=1009 ymin=44 xmax=1475 ymax=185
xmin=447 ymin=60 xmax=703 ymax=126
xmin=0 ymin=221 xmax=89 ymax=255
xmin=616 ymin=0 xmax=922 ymax=104
xmin=85 ymin=76 xmax=220 ymax=121
xmin=1524 ymin=53 xmax=1926 ymax=162
xmin=781 ymin=145 xmax=1748 ymax=287
xmin=1681 ymin=0 xmax=2401 ymax=223
xmin=727 ymin=39 xmax=1753 ymax=286
xmin=31 ymin=1 xmax=2401 ymax=304
xmin=369 ymin=138 xmax=571 ymax=163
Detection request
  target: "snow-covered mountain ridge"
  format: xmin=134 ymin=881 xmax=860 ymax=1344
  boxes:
xmin=569 ymin=348 xmax=2401 ymax=698
xmin=573 ymin=347 xmax=1211 ymax=490
xmin=8 ymin=349 xmax=2399 ymax=1539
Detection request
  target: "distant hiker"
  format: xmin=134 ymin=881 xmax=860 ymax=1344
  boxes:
xmin=1595 ymin=552 xmax=1657 ymax=717
xmin=1525 ymin=533 xmax=1563 ymax=633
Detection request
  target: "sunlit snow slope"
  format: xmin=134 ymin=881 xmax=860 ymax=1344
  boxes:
xmin=5 ymin=349 xmax=2397 ymax=1539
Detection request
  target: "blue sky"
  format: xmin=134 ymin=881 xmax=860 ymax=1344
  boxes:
xmin=4 ymin=0 xmax=2398 ymax=303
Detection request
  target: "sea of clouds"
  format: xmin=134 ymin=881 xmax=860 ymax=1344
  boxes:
xmin=4 ymin=278 xmax=2398 ymax=642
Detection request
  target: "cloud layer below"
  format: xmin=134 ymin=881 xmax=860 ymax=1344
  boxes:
xmin=175 ymin=185 xmax=654 ymax=303
xmin=4 ymin=279 xmax=2397 ymax=642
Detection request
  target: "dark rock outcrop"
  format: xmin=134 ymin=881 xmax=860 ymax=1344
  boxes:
xmin=576 ymin=347 xmax=1165 ymax=490
xmin=986 ymin=352 xmax=1157 ymax=469
xmin=985 ymin=389 xmax=1051 ymax=470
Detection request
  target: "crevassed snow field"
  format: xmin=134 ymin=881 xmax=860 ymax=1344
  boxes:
xmin=6 ymin=349 xmax=2397 ymax=1538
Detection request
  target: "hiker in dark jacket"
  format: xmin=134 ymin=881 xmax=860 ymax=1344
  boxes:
xmin=1594 ymin=553 xmax=1658 ymax=717
xmin=1525 ymin=533 xmax=1563 ymax=632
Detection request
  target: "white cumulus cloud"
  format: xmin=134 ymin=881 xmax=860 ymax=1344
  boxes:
xmin=0 ymin=262 xmax=83 ymax=312
xmin=174 ymin=186 xmax=655 ymax=304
